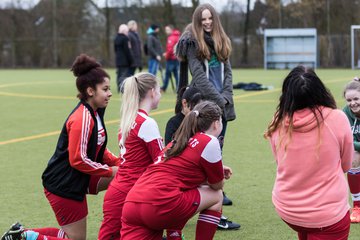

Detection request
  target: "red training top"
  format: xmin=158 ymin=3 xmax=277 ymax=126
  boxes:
xmin=126 ymin=132 xmax=224 ymax=206
xmin=110 ymin=109 xmax=164 ymax=193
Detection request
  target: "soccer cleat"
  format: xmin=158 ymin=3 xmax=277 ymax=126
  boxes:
xmin=217 ymin=216 xmax=240 ymax=230
xmin=350 ymin=207 xmax=360 ymax=223
xmin=1 ymin=222 xmax=25 ymax=240
xmin=222 ymin=192 xmax=233 ymax=206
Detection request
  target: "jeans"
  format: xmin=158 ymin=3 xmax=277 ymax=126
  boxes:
xmin=162 ymin=59 xmax=179 ymax=91
xmin=148 ymin=58 xmax=159 ymax=76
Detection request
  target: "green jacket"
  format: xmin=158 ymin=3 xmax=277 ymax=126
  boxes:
xmin=343 ymin=105 xmax=360 ymax=151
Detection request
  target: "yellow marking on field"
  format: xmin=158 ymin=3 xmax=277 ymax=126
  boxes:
xmin=0 ymin=91 xmax=74 ymax=100
xmin=0 ymin=75 xmax=353 ymax=146
xmin=0 ymin=81 xmax=69 ymax=89
xmin=0 ymin=131 xmax=61 ymax=145
xmin=325 ymin=77 xmax=352 ymax=84
xmin=234 ymin=88 xmax=280 ymax=100
xmin=0 ymin=91 xmax=176 ymax=102
xmin=0 ymin=108 xmax=174 ymax=146
xmin=232 ymin=76 xmax=350 ymax=100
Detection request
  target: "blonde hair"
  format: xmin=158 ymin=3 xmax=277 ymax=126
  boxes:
xmin=120 ymin=72 xmax=158 ymax=146
xmin=127 ymin=20 xmax=137 ymax=31
xmin=191 ymin=3 xmax=232 ymax=61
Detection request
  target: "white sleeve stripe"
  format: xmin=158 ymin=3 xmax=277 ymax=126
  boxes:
xmin=157 ymin=138 xmax=164 ymax=150
xmin=80 ymin=107 xmax=109 ymax=170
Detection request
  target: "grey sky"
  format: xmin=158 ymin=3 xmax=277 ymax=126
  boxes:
xmin=0 ymin=0 xmax=254 ymax=11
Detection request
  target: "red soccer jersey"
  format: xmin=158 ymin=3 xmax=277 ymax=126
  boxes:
xmin=111 ymin=109 xmax=164 ymax=193
xmin=125 ymin=132 xmax=224 ymax=205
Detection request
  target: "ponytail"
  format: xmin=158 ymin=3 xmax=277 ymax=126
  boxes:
xmin=120 ymin=72 xmax=158 ymax=146
xmin=166 ymin=111 xmax=199 ymax=158
xmin=165 ymin=101 xmax=222 ymax=160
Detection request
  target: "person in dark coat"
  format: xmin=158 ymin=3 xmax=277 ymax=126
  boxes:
xmin=114 ymin=24 xmax=133 ymax=92
xmin=127 ymin=20 xmax=142 ymax=75
xmin=146 ymin=24 xmax=163 ymax=76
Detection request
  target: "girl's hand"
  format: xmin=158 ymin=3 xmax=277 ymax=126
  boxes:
xmin=111 ymin=166 xmax=119 ymax=177
xmin=223 ymin=165 xmax=233 ymax=180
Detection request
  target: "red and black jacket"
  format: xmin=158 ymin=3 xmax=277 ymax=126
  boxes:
xmin=42 ymin=101 xmax=119 ymax=201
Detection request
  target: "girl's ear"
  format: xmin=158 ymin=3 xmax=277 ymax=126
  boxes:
xmin=181 ymin=99 xmax=187 ymax=109
xmin=150 ymin=88 xmax=156 ymax=98
xmin=87 ymin=87 xmax=95 ymax=97
xmin=213 ymin=119 xmax=221 ymax=131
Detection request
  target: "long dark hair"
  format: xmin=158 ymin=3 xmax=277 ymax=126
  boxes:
xmin=174 ymin=86 xmax=203 ymax=114
xmin=191 ymin=3 xmax=231 ymax=61
xmin=166 ymin=101 xmax=222 ymax=160
xmin=265 ymin=65 xmax=336 ymax=138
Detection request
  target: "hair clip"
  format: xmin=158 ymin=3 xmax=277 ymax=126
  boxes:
xmin=193 ymin=110 xmax=199 ymax=117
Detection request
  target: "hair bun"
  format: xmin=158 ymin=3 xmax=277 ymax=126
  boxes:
xmin=71 ymin=53 xmax=101 ymax=77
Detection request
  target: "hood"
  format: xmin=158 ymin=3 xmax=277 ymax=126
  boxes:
xmin=283 ymin=107 xmax=332 ymax=133
xmin=171 ymin=29 xmax=181 ymax=37
xmin=175 ymin=30 xmax=197 ymax=61
xmin=343 ymin=104 xmax=356 ymax=121
xmin=147 ymin=27 xmax=155 ymax=35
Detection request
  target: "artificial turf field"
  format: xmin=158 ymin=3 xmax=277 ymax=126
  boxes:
xmin=1 ymin=68 xmax=360 ymax=240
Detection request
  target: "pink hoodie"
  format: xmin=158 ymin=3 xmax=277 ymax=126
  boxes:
xmin=269 ymin=107 xmax=353 ymax=228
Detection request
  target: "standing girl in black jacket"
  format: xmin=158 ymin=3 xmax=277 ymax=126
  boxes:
xmin=175 ymin=3 xmax=239 ymax=230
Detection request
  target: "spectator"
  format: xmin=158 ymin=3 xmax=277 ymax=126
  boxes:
xmin=146 ymin=24 xmax=162 ymax=76
xmin=127 ymin=20 xmax=143 ymax=75
xmin=114 ymin=24 xmax=133 ymax=92
xmin=161 ymin=25 xmax=181 ymax=92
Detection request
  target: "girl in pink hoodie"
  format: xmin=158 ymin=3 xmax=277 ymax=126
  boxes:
xmin=265 ymin=66 xmax=353 ymax=240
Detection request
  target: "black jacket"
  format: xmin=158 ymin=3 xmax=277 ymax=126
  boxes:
xmin=114 ymin=33 xmax=133 ymax=67
xmin=42 ymin=102 xmax=110 ymax=201
xmin=175 ymin=30 xmax=236 ymax=121
xmin=147 ymin=33 xmax=163 ymax=59
xmin=164 ymin=112 xmax=185 ymax=145
xmin=128 ymin=30 xmax=142 ymax=68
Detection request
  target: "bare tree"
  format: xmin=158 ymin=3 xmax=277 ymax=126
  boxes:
xmin=52 ymin=0 xmax=58 ymax=67
xmin=191 ymin=0 xmax=199 ymax=12
xmin=241 ymin=0 xmax=250 ymax=65
xmin=162 ymin=0 xmax=175 ymax=26
xmin=104 ymin=0 xmax=110 ymax=62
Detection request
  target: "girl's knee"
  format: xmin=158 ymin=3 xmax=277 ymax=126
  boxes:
xmin=208 ymin=189 xmax=223 ymax=211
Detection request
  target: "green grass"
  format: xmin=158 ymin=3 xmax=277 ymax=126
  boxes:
xmin=1 ymin=68 xmax=360 ymax=239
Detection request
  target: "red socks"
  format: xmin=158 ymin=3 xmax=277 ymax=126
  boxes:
xmin=166 ymin=229 xmax=182 ymax=240
xmin=195 ymin=209 xmax=221 ymax=240
xmin=26 ymin=228 xmax=67 ymax=240
xmin=35 ymin=234 xmax=66 ymax=240
xmin=348 ymin=173 xmax=360 ymax=207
